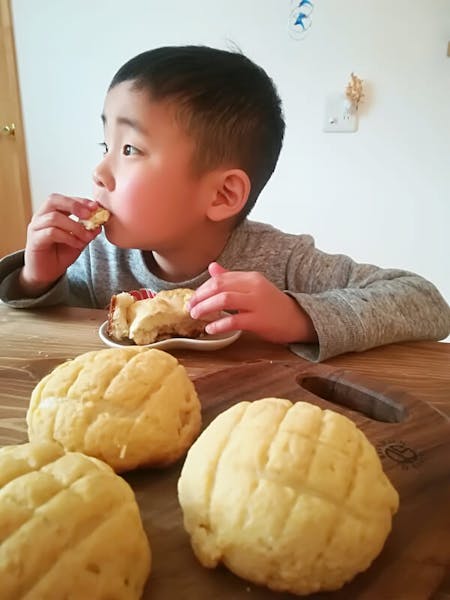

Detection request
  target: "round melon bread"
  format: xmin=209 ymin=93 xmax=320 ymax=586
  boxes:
xmin=178 ymin=398 xmax=399 ymax=595
xmin=27 ymin=347 xmax=201 ymax=472
xmin=0 ymin=441 xmax=150 ymax=599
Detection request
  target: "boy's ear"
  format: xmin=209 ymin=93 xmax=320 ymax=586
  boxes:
xmin=206 ymin=169 xmax=251 ymax=222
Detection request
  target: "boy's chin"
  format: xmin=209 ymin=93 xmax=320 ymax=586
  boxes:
xmin=103 ymin=226 xmax=131 ymax=248
xmin=103 ymin=226 xmax=151 ymax=251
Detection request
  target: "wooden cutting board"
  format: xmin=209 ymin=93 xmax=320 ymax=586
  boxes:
xmin=1 ymin=360 xmax=449 ymax=599
xmin=128 ymin=361 xmax=450 ymax=600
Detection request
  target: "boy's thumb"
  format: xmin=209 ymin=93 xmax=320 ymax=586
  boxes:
xmin=208 ymin=262 xmax=227 ymax=277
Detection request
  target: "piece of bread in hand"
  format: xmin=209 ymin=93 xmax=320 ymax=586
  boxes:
xmin=107 ymin=288 xmax=215 ymax=345
xmin=79 ymin=207 xmax=110 ymax=230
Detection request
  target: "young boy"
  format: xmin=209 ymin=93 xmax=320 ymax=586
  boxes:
xmin=0 ymin=46 xmax=448 ymax=361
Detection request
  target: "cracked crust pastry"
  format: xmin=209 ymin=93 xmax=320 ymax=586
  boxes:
xmin=0 ymin=441 xmax=151 ymax=599
xmin=27 ymin=347 xmax=202 ymax=472
xmin=178 ymin=398 xmax=399 ymax=595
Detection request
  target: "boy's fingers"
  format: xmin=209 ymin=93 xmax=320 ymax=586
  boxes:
xmin=205 ymin=311 xmax=254 ymax=335
xmin=190 ymin=291 xmax=252 ymax=319
xmin=190 ymin=272 xmax=248 ymax=307
xmin=204 ymin=313 xmax=237 ymax=335
xmin=32 ymin=212 xmax=94 ymax=243
xmin=34 ymin=227 xmax=86 ymax=250
xmin=188 ymin=280 xmax=217 ymax=308
xmin=37 ymin=194 xmax=97 ymax=220
xmin=208 ymin=262 xmax=228 ymax=277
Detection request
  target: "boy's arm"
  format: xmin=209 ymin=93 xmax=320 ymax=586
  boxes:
xmin=0 ymin=250 xmax=67 ymax=307
xmin=189 ymin=235 xmax=449 ymax=362
xmin=0 ymin=195 xmax=104 ymax=308
xmin=286 ymin=238 xmax=450 ymax=362
xmin=0 ymin=248 xmax=96 ymax=308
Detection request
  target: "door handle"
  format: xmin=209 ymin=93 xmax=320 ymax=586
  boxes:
xmin=1 ymin=123 xmax=15 ymax=137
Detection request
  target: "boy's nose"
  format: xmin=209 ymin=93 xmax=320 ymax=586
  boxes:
xmin=93 ymin=163 xmax=115 ymax=191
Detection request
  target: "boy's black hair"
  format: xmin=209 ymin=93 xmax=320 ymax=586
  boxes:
xmin=109 ymin=45 xmax=285 ymax=221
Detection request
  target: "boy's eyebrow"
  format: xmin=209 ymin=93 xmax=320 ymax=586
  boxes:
xmin=101 ymin=114 xmax=149 ymax=136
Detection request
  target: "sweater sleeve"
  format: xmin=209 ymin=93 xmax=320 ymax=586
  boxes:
xmin=285 ymin=237 xmax=450 ymax=362
xmin=0 ymin=248 xmax=97 ymax=308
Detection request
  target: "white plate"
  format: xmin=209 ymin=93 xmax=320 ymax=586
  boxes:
xmin=98 ymin=321 xmax=241 ymax=351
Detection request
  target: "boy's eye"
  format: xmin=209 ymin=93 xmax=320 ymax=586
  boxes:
xmin=99 ymin=142 xmax=108 ymax=155
xmin=123 ymin=144 xmax=140 ymax=156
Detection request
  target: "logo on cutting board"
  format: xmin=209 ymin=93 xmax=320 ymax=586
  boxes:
xmin=376 ymin=439 xmax=424 ymax=470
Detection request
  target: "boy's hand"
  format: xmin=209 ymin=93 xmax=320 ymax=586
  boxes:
xmin=19 ymin=194 xmax=101 ymax=297
xmin=189 ymin=262 xmax=318 ymax=344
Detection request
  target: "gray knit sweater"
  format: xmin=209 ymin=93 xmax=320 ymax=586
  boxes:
xmin=1 ymin=220 xmax=449 ymax=362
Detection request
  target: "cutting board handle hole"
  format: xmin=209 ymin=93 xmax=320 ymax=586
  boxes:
xmin=298 ymin=376 xmax=407 ymax=423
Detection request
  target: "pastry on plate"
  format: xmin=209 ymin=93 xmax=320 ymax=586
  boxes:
xmin=178 ymin=398 xmax=399 ymax=596
xmin=107 ymin=288 xmax=215 ymax=345
xmin=27 ymin=347 xmax=201 ymax=472
xmin=0 ymin=441 xmax=151 ymax=599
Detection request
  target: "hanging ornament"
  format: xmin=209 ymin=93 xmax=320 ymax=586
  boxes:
xmin=288 ymin=0 xmax=314 ymax=41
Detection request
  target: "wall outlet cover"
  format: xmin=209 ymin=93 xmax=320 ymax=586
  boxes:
xmin=323 ymin=93 xmax=358 ymax=133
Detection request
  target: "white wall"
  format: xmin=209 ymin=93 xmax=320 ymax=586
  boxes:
xmin=12 ymin=0 xmax=450 ymax=306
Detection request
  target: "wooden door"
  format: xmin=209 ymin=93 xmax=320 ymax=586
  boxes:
xmin=0 ymin=0 xmax=31 ymax=258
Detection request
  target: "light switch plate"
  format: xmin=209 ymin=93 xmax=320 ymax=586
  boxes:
xmin=323 ymin=93 xmax=358 ymax=133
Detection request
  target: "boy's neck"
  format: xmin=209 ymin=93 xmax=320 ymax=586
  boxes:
xmin=143 ymin=221 xmax=235 ymax=283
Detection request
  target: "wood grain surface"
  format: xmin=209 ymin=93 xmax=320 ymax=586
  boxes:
xmin=0 ymin=303 xmax=449 ymax=599
xmin=145 ymin=361 xmax=448 ymax=600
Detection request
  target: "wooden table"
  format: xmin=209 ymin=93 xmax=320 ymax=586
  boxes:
xmin=1 ymin=303 xmax=449 ymax=599
xmin=1 ymin=303 xmax=448 ymax=419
